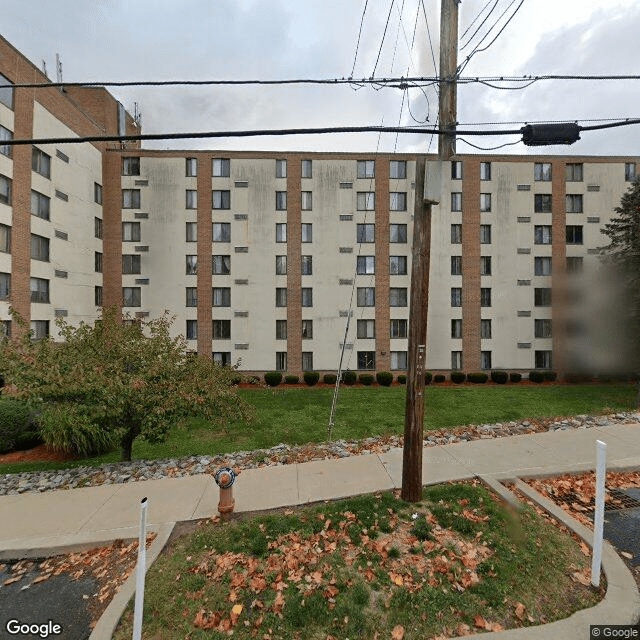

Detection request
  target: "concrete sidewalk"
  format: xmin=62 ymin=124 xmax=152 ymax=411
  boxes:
xmin=1 ymin=421 xmax=639 ymax=556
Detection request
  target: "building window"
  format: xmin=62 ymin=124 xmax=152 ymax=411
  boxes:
xmin=451 ymin=255 xmax=462 ymax=275
xmin=566 ymin=256 xmax=583 ymax=273
xmin=534 ymin=163 xmax=552 ymax=181
xmin=390 ymin=224 xmax=407 ymax=243
xmin=451 ymin=192 xmax=462 ymax=212
xmin=357 ymin=223 xmax=375 ymax=243
xmin=302 ymin=352 xmax=314 ymax=372
xmin=30 ymin=278 xmax=49 ymax=302
xmin=122 ymin=287 xmax=141 ymax=307
xmin=123 ymin=254 xmax=141 ymax=274
xmin=480 ymin=224 xmax=492 ymax=244
xmin=94 ymin=285 xmax=102 ymax=306
xmin=302 ymin=223 xmax=313 ymax=243
xmin=186 ymin=158 xmax=197 ymax=177
xmin=356 ymin=256 xmax=374 ymax=275
xmin=186 ymin=190 xmax=198 ymax=209
xmin=480 ymin=193 xmax=491 ymax=212
xmin=534 ymin=194 xmax=553 ymax=213
xmin=95 ymin=217 xmax=103 ymax=239
xmin=481 ymin=351 xmax=492 ymax=370
xmin=213 ymin=320 xmax=231 ymax=339
xmin=213 ymin=287 xmax=231 ymax=307
xmin=276 ymin=159 xmax=287 ymax=178
xmin=451 ymin=319 xmax=462 ymax=339
xmin=32 ymin=148 xmax=51 ymax=178
xmin=212 ymin=190 xmax=230 ymax=209
xmin=357 ymin=287 xmax=375 ymax=306
xmin=357 ymin=160 xmax=375 ymax=179
xmin=301 ymin=255 xmax=313 ymax=275
xmin=535 ymin=319 xmax=552 ymax=338
xmin=480 ymin=162 xmax=491 ymax=181
xmin=451 ymin=161 xmax=463 ymax=180
xmin=301 ymin=287 xmax=313 ymax=307
xmin=95 ymin=251 xmax=103 ymax=273
xmin=122 ymin=189 xmax=140 ymax=209
xmin=0 ymin=125 xmax=13 ymax=158
xmin=390 ymin=288 xmax=407 ymax=307
xmin=301 ymin=159 xmax=312 ymax=178
xmin=302 ymin=319 xmax=313 ymax=339
xmin=534 ymin=256 xmax=552 ymax=276
xmin=212 ymin=158 xmax=230 ymax=177
xmin=186 ymin=222 xmax=197 ymax=242
xmin=30 ymin=234 xmax=49 ymax=262
xmin=122 ymin=157 xmax=140 ymax=176
xmin=275 ymin=223 xmax=287 ymax=243
xmin=389 ymin=255 xmax=407 ymax=275
xmin=390 ymin=192 xmax=407 ymax=211
xmin=301 ymin=191 xmax=312 ymax=211
xmin=186 ymin=319 xmax=197 ymax=340
xmin=625 ymin=163 xmax=637 ymax=182
xmin=0 ymin=73 xmax=14 ymax=109
xmin=357 ymin=192 xmax=375 ymax=210
xmin=122 ymin=222 xmax=141 ymax=242
xmin=357 ymin=351 xmax=375 ymax=370
xmin=534 ymin=225 xmax=552 ymax=244
xmin=390 ymin=160 xmax=407 ymax=179
xmin=186 ymin=255 xmax=197 ymax=275
xmin=276 ymin=352 xmax=288 ymax=372
xmin=480 ymin=287 xmax=491 ymax=307
xmin=534 ymin=287 xmax=552 ymax=306
xmin=451 ymin=351 xmax=463 ymax=371
xmin=276 ymin=191 xmax=287 ymax=210
xmin=451 ymin=224 xmax=462 ymax=244
xmin=391 ymin=351 xmax=407 ymax=370
xmin=275 ymin=255 xmax=287 ymax=275
xmin=451 ymin=287 xmax=462 ymax=307
xmin=535 ymin=350 xmax=552 ymax=369
xmin=565 ymin=194 xmax=583 ymax=214
xmin=213 ymin=222 xmax=231 ymax=242
xmin=0 ymin=174 xmax=12 ymax=205
xmin=0 ymin=272 xmax=9 ymax=300
xmin=357 ymin=319 xmax=375 ymax=339
xmin=566 ymin=225 xmax=583 ymax=244
xmin=275 ymin=288 xmax=287 ymax=307
xmin=0 ymin=224 xmax=10 ymax=253
xmin=480 ymin=256 xmax=492 ymax=276
xmin=213 ymin=352 xmax=232 ymax=366
xmin=566 ymin=163 xmax=583 ymax=182
xmin=30 ymin=321 xmax=49 ymax=340
xmin=390 ymin=319 xmax=407 ymax=338
xmin=212 ymin=255 xmax=231 ymax=275
xmin=186 ymin=287 xmax=198 ymax=307
xmin=30 ymin=190 xmax=50 ymax=220
xmin=94 ymin=183 xmax=103 ymax=205
xmin=481 ymin=319 xmax=492 ymax=339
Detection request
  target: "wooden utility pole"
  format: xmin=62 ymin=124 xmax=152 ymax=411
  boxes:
xmin=438 ymin=0 xmax=460 ymax=160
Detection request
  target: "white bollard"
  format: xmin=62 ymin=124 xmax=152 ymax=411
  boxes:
xmin=591 ymin=441 xmax=607 ymax=588
xmin=132 ymin=497 xmax=148 ymax=640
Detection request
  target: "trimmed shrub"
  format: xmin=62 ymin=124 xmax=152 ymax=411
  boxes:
xmin=397 ymin=374 xmax=407 ymax=384
xmin=376 ymin=371 xmax=394 ymax=387
xmin=529 ymin=371 xmax=545 ymax=383
xmin=359 ymin=374 xmax=375 ymax=386
xmin=284 ymin=375 xmax=299 ymax=384
xmin=323 ymin=373 xmax=337 ymax=385
xmin=247 ymin=376 xmax=261 ymax=385
xmin=264 ymin=371 xmax=282 ymax=387
xmin=0 ymin=399 xmax=42 ymax=454
xmin=564 ymin=372 xmax=592 ymax=384
xmin=467 ymin=372 xmax=488 ymax=383
xmin=424 ymin=372 xmax=433 ymax=385
xmin=342 ymin=370 xmax=357 ymax=385
xmin=303 ymin=371 xmax=320 ymax=386
xmin=434 ymin=374 xmax=446 ymax=383
xmin=543 ymin=371 xmax=558 ymax=382
xmin=450 ymin=371 xmax=466 ymax=384
xmin=509 ymin=372 xmax=522 ymax=383
xmin=490 ymin=371 xmax=508 ymax=384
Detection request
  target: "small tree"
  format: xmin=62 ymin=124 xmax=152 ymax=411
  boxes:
xmin=0 ymin=308 xmax=253 ymax=461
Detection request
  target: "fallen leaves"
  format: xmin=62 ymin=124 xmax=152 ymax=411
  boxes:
xmin=391 ymin=624 xmax=405 ymax=639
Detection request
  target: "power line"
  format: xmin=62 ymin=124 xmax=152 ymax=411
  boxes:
xmin=459 ymin=0 xmax=497 ymax=45
xmin=460 ymin=0 xmax=500 ymax=51
xmin=458 ymin=137 xmax=521 ymax=151
xmin=350 ymin=0 xmax=370 ymax=78
xmin=372 ymin=0 xmax=396 ymax=77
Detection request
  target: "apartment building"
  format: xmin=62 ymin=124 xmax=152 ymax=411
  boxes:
xmin=0 ymin=36 xmax=638 ymax=376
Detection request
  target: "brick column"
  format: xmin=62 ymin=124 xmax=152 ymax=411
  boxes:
xmin=551 ymin=160 xmax=567 ymax=375
xmin=102 ymin=152 xmax=122 ymax=311
xmin=375 ymin=159 xmax=391 ymax=371
xmin=287 ymin=157 xmax=302 ymax=375
xmin=197 ymin=155 xmax=213 ymax=357
xmin=461 ymin=159 xmax=481 ymax=372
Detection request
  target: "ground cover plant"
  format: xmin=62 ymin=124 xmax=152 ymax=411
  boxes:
xmin=114 ymin=483 xmax=600 ymax=639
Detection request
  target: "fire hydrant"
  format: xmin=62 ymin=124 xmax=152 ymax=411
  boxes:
xmin=214 ymin=467 xmax=237 ymax=519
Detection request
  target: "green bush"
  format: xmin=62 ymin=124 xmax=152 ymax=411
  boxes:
xmin=264 ymin=371 xmax=282 ymax=387
xmin=342 ymin=370 xmax=357 ymax=385
xmin=376 ymin=371 xmax=394 ymax=387
xmin=490 ymin=371 xmax=508 ymax=384
xmin=544 ymin=371 xmax=558 ymax=382
xmin=0 ymin=399 xmax=42 ymax=454
xmin=397 ymin=374 xmax=407 ymax=384
xmin=323 ymin=373 xmax=337 ymax=385
xmin=450 ymin=371 xmax=466 ymax=384
xmin=424 ymin=372 xmax=433 ymax=384
xmin=284 ymin=375 xmax=299 ymax=384
xmin=433 ymin=374 xmax=446 ymax=383
xmin=467 ymin=372 xmax=488 ymax=383
xmin=509 ymin=372 xmax=522 ymax=383
xmin=247 ymin=376 xmax=261 ymax=385
xmin=359 ymin=374 xmax=375 ymax=386
xmin=303 ymin=371 xmax=320 ymax=386
xmin=529 ymin=371 xmax=545 ymax=383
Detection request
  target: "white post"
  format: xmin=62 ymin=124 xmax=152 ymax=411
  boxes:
xmin=591 ymin=441 xmax=607 ymax=587
xmin=132 ymin=497 xmax=148 ymax=640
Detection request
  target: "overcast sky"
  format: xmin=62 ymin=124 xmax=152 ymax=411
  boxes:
xmin=3 ymin=0 xmax=638 ymax=155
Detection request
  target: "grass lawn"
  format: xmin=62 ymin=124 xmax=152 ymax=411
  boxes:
xmin=1 ymin=383 xmax=634 ymax=475
xmin=113 ymin=483 xmax=600 ymax=640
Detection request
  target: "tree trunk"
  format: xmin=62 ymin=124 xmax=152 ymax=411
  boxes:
xmin=120 ymin=424 xmax=140 ymax=462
